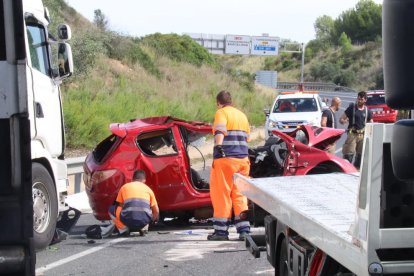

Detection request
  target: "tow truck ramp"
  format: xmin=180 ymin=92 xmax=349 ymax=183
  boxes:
xmin=235 ymin=119 xmax=414 ymax=276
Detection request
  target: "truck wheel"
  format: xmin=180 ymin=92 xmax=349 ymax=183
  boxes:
xmin=278 ymin=238 xmax=288 ymax=276
xmin=32 ymin=163 xmax=58 ymax=250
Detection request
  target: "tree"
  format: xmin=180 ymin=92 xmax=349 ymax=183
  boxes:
xmin=338 ymin=32 xmax=352 ymax=54
xmin=333 ymin=0 xmax=382 ymax=44
xmin=314 ymin=15 xmax=334 ymax=43
xmin=94 ymin=9 xmax=109 ymax=31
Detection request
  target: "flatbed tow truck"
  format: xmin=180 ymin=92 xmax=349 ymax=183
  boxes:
xmin=235 ymin=0 xmax=414 ymax=275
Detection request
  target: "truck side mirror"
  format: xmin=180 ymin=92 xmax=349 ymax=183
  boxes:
xmin=57 ymin=42 xmax=73 ymax=79
xmin=58 ymin=24 xmax=71 ymax=40
xmin=263 ymin=108 xmax=270 ymax=117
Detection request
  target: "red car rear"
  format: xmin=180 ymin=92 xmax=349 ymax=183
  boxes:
xmin=366 ymin=90 xmax=397 ymax=123
xmin=83 ymin=116 xmax=356 ymax=222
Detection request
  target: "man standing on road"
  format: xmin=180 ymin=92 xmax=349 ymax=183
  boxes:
xmin=100 ymin=170 xmax=159 ymax=237
xmin=208 ymin=90 xmax=251 ymax=241
xmin=321 ymin=97 xmax=341 ymax=154
xmin=339 ymin=91 xmax=373 ymax=168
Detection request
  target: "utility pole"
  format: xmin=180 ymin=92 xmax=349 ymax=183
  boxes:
xmin=300 ymin=43 xmax=305 ymax=83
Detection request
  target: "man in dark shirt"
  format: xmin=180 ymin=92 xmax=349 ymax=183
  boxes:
xmin=339 ymin=91 xmax=373 ymax=168
xmin=321 ymin=97 xmax=341 ymax=154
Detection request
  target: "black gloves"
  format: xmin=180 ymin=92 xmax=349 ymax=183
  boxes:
xmin=215 ymin=145 xmax=226 ymax=158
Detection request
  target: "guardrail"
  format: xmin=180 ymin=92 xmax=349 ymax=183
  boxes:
xmin=277 ymin=82 xmax=355 ymax=92
xmin=66 ymin=156 xmax=86 ymax=194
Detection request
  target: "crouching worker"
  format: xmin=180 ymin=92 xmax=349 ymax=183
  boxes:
xmin=101 ymin=169 xmax=159 ymax=238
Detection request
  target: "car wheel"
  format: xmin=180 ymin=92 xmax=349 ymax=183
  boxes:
xmin=32 ymin=163 xmax=58 ymax=250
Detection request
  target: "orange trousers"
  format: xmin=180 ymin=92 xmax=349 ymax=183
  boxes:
xmin=210 ymin=157 xmax=250 ymax=219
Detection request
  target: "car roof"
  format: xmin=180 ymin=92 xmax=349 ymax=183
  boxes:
xmin=276 ymin=91 xmax=320 ymax=99
xmin=366 ymin=90 xmax=385 ymax=96
xmin=110 ymin=116 xmax=211 ymax=137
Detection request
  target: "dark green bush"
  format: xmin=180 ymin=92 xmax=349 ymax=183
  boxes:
xmin=71 ymin=30 xmax=107 ymax=78
xmin=333 ymin=69 xmax=355 ymax=86
xmin=127 ymin=45 xmax=161 ymax=78
xmin=309 ymin=62 xmax=341 ymax=82
xmin=141 ymin=33 xmax=217 ymax=67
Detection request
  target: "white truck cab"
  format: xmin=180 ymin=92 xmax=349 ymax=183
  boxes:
xmin=265 ymin=91 xmax=326 ymax=139
xmin=23 ymin=0 xmax=73 ymax=249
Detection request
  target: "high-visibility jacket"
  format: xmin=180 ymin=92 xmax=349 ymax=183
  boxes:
xmin=210 ymin=105 xmax=251 ymax=235
xmin=212 ymin=105 xmax=250 ymax=159
xmin=112 ymin=181 xmax=157 ymax=230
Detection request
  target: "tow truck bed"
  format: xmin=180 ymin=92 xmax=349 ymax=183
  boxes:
xmin=235 ymin=172 xmax=365 ymax=273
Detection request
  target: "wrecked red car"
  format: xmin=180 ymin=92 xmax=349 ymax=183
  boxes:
xmin=83 ymin=116 xmax=212 ymax=221
xmin=250 ymin=125 xmax=357 ymax=178
xmin=83 ymin=116 xmax=356 ymax=223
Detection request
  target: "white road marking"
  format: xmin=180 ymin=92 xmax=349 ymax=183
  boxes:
xmin=165 ymin=240 xmax=240 ymax=261
xmin=35 ymin=238 xmax=128 ymax=274
xmin=164 ymin=231 xmax=241 ymax=261
xmin=255 ymin=269 xmax=274 ymax=274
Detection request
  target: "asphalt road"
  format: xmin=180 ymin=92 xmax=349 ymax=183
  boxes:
xmin=36 ymin=214 xmax=273 ymax=276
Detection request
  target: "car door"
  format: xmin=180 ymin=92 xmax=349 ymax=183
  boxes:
xmin=135 ymin=127 xmax=187 ymax=210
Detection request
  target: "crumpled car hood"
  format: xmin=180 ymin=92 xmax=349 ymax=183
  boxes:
xmin=271 ymin=125 xmax=344 ymax=150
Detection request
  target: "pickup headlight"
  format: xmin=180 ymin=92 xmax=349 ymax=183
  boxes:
xmin=268 ymin=119 xmax=282 ymax=129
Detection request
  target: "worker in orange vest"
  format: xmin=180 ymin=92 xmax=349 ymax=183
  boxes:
xmin=101 ymin=169 xmax=159 ymax=237
xmin=208 ymin=90 xmax=251 ymax=241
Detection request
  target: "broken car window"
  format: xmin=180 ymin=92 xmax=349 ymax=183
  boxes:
xmin=136 ymin=129 xmax=178 ymax=156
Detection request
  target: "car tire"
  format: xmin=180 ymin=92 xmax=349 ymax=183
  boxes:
xmin=32 ymin=163 xmax=58 ymax=250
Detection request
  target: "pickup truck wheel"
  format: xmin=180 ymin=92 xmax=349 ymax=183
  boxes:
xmin=32 ymin=163 xmax=58 ymax=250
xmin=278 ymin=238 xmax=288 ymax=276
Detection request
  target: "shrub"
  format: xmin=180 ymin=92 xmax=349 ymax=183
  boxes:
xmin=309 ymin=62 xmax=341 ymax=82
xmin=127 ymin=45 xmax=161 ymax=78
xmin=141 ymin=33 xmax=217 ymax=67
xmin=334 ymin=69 xmax=356 ymax=86
xmin=70 ymin=30 xmax=107 ymax=79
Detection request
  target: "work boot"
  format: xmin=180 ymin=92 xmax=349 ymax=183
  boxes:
xmin=238 ymin=231 xmax=250 ymax=241
xmin=139 ymin=229 xmax=148 ymax=236
xmin=207 ymin=233 xmax=229 ymax=241
xmin=117 ymin=229 xmax=130 ymax=237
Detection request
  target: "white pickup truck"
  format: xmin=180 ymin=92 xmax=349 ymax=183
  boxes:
xmin=265 ymin=91 xmax=326 ymax=139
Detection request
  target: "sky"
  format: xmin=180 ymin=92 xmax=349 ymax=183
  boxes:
xmin=66 ymin=0 xmax=383 ymax=43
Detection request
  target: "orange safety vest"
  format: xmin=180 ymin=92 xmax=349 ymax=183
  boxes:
xmin=212 ymin=105 xmax=250 ymax=159
xmin=114 ymin=181 xmax=157 ymax=229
